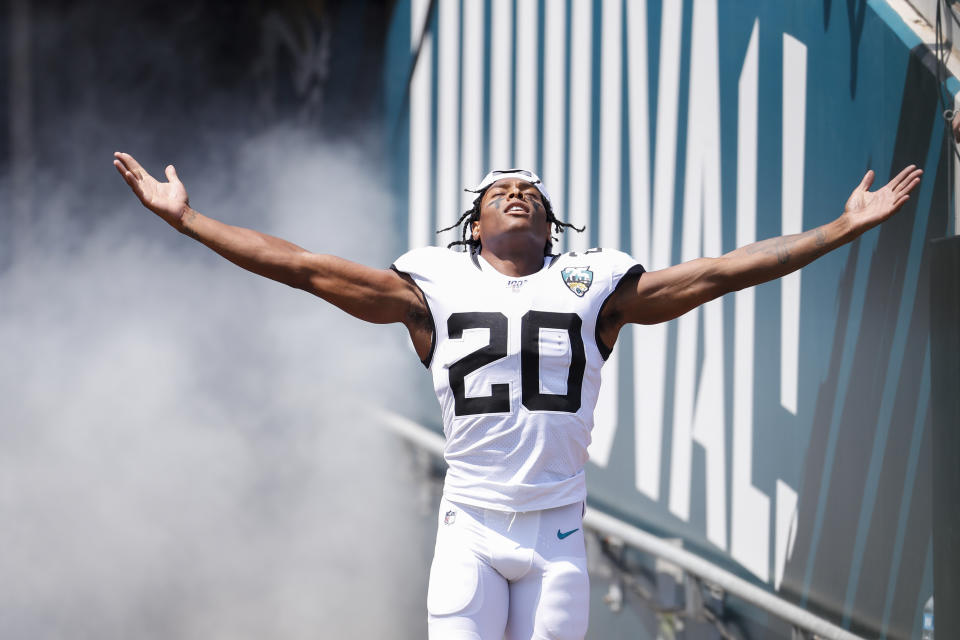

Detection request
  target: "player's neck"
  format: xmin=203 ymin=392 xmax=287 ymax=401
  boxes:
xmin=479 ymin=243 xmax=545 ymax=277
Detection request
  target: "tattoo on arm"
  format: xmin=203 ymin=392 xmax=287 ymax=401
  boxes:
xmin=814 ymin=227 xmax=826 ymax=248
xmin=744 ymin=226 xmax=828 ymax=264
xmin=744 ymin=236 xmax=794 ymax=263
xmin=181 ymin=209 xmax=201 ymax=241
xmin=776 ymin=241 xmax=790 ymax=265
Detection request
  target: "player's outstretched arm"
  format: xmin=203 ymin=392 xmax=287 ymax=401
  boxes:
xmin=112 ymin=152 xmax=430 ymax=344
xmin=601 ymin=164 xmax=923 ymax=331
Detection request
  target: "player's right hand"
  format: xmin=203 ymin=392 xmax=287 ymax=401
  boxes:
xmin=113 ymin=151 xmax=190 ymax=228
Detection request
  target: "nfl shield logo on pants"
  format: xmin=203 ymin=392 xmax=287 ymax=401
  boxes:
xmin=444 ymin=510 xmax=456 ymax=525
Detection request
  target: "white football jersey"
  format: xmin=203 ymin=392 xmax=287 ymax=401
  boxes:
xmin=392 ymin=246 xmax=643 ymax=512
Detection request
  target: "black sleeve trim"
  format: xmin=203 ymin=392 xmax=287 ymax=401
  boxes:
xmin=595 ymin=264 xmax=647 ymax=361
xmin=390 ymin=265 xmax=437 ymax=369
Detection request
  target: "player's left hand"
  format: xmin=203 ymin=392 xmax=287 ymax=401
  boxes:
xmin=841 ymin=164 xmax=923 ymax=232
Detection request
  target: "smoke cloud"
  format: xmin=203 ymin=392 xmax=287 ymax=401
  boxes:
xmin=0 ymin=125 xmax=433 ymax=639
xmin=2 ymin=3 xmax=437 ymax=636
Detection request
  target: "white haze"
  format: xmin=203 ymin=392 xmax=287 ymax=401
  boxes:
xmin=0 ymin=128 xmax=433 ymax=639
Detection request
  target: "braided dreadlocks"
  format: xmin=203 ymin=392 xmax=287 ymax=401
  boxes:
xmin=436 ymin=187 xmax=584 ymax=255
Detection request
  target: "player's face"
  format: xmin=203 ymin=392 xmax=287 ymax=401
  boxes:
xmin=472 ymin=178 xmax=550 ymax=250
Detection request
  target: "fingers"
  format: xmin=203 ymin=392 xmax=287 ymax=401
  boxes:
xmin=901 ymin=170 xmax=923 ymax=194
xmin=112 ymin=158 xmax=128 ymax=179
xmin=888 ymin=164 xmax=919 ymax=191
xmin=113 ymin=159 xmax=141 ymax=193
xmin=889 ymin=170 xmax=922 ymax=201
xmin=114 ymin=153 xmax=139 ymax=180
xmin=114 ymin=151 xmax=145 ymax=174
xmin=113 ymin=155 xmax=135 ymax=180
xmin=113 ymin=151 xmax=157 ymax=188
xmin=858 ymin=165 xmax=922 ymax=198
xmin=888 ymin=193 xmax=912 ymax=215
xmin=165 ymin=164 xmax=180 ymax=184
xmin=886 ymin=174 xmax=921 ymax=215
xmin=112 ymin=152 xmax=150 ymax=200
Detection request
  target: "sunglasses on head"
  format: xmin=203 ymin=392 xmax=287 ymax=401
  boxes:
xmin=466 ymin=169 xmax=551 ymax=205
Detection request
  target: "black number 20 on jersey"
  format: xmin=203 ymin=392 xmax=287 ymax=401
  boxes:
xmin=446 ymin=311 xmax=585 ymax=416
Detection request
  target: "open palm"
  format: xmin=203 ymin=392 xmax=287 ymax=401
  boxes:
xmin=842 ymin=164 xmax=923 ymax=232
xmin=113 ymin=151 xmax=189 ymax=227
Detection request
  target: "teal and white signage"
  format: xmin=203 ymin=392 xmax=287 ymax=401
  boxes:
xmin=383 ymin=2 xmax=949 ymax=637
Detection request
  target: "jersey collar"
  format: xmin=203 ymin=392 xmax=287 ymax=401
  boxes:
xmin=472 ymin=251 xmax=557 ymax=278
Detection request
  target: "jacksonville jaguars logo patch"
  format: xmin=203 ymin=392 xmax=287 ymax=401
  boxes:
xmin=561 ymin=266 xmax=593 ymax=297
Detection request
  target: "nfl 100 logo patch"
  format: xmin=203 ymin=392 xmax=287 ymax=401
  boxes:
xmin=444 ymin=510 xmax=456 ymax=525
xmin=561 ymin=266 xmax=593 ymax=297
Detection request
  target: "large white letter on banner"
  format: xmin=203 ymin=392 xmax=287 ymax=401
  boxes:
xmin=668 ymin=0 xmax=727 ymax=551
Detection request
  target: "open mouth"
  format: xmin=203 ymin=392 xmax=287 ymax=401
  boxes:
xmin=505 ymin=203 xmax=529 ymax=214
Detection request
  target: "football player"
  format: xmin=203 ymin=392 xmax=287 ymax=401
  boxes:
xmin=114 ymin=153 xmax=921 ymax=640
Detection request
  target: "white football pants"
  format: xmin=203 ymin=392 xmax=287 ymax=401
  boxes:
xmin=427 ymin=497 xmax=589 ymax=640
